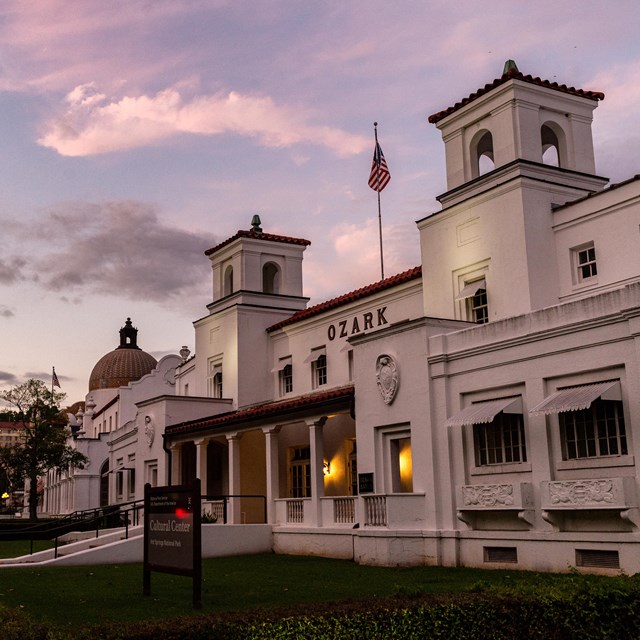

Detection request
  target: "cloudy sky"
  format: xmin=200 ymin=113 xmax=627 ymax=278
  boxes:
xmin=1 ymin=0 xmax=639 ymax=405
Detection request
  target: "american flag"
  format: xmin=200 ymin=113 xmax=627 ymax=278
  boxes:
xmin=52 ymin=368 xmax=61 ymax=388
xmin=368 ymin=142 xmax=391 ymax=192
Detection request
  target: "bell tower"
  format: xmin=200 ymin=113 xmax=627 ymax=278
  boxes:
xmin=420 ymin=62 xmax=609 ymax=322
xmin=193 ymin=217 xmax=310 ymax=407
xmin=431 ymin=60 xmax=605 ymax=193
xmin=206 ymin=214 xmax=309 ymax=307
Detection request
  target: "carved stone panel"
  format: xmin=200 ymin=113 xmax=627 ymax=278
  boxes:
xmin=461 ymin=483 xmax=515 ymax=508
xmin=541 ymin=477 xmax=638 ymax=511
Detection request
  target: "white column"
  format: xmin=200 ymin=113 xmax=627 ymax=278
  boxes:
xmin=194 ymin=438 xmax=208 ymax=496
xmin=307 ymin=417 xmax=327 ymax=527
xmin=226 ymin=433 xmax=242 ymax=523
xmin=262 ymin=425 xmax=281 ymax=524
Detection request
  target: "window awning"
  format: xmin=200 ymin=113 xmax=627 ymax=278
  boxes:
xmin=445 ymin=396 xmax=522 ymax=427
xmin=270 ymin=356 xmax=292 ymax=373
xmin=455 ymin=278 xmax=486 ymax=300
xmin=529 ymin=381 xmax=621 ymax=415
xmin=304 ymin=347 xmax=326 ymax=363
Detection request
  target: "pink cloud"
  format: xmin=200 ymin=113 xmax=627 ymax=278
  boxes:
xmin=38 ymin=85 xmax=369 ymax=157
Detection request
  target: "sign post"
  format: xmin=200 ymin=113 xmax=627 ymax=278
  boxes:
xmin=143 ymin=479 xmax=202 ymax=608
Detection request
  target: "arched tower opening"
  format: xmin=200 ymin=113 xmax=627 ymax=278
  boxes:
xmin=541 ymin=122 xmax=566 ymax=168
xmin=223 ymin=265 xmax=234 ymax=297
xmin=471 ymin=129 xmax=495 ymax=178
xmin=262 ymin=262 xmax=280 ymax=294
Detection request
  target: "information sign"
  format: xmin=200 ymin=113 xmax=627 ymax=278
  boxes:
xmin=143 ymin=480 xmax=201 ymax=608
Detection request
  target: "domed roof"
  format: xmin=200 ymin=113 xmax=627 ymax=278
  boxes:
xmin=89 ymin=318 xmax=158 ymax=391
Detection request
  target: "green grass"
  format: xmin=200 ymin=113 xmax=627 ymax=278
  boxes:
xmin=0 ymin=539 xmax=55 ymax=559
xmin=0 ymin=552 xmax=626 ymax=632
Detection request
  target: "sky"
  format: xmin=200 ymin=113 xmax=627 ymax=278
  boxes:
xmin=1 ymin=0 xmax=640 ymax=406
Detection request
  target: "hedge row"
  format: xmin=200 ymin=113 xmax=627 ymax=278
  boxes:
xmin=3 ymin=580 xmax=640 ymax=640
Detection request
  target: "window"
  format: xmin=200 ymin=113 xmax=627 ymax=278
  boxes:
xmin=115 ymin=458 xmax=124 ymax=500
xmin=184 ymin=383 xmax=189 ymax=396
xmin=347 ymin=440 xmax=358 ymax=496
xmin=312 ymin=354 xmax=327 ymax=388
xmin=213 ymin=371 xmax=223 ymax=398
xmin=469 ymin=288 xmax=488 ymax=324
xmin=573 ymin=243 xmax=597 ymax=283
xmin=289 ymin=447 xmax=311 ymax=498
xmin=456 ymin=278 xmax=488 ymax=324
xmin=390 ymin=436 xmax=413 ymax=493
xmin=145 ymin=460 xmax=158 ymax=487
xmin=207 ymin=360 xmax=223 ymax=398
xmin=127 ymin=454 xmax=136 ymax=498
xmin=280 ymin=363 xmax=293 ymax=395
xmin=560 ymin=399 xmax=627 ymax=460
xmin=474 ymin=413 xmax=527 ymax=466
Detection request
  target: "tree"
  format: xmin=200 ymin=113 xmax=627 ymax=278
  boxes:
xmin=0 ymin=379 xmax=87 ymax=520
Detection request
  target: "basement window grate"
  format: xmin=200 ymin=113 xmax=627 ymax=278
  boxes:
xmin=576 ymin=549 xmax=620 ymax=569
xmin=484 ymin=546 xmax=518 ymax=563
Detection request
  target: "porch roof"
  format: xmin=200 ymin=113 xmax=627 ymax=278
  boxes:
xmin=165 ymin=384 xmax=355 ymax=438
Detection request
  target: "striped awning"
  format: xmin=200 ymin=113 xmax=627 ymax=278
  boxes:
xmin=529 ymin=381 xmax=620 ymax=415
xmin=455 ymin=278 xmax=486 ymax=300
xmin=445 ymin=396 xmax=522 ymax=427
xmin=270 ymin=356 xmax=292 ymax=373
xmin=304 ymin=347 xmax=326 ymax=363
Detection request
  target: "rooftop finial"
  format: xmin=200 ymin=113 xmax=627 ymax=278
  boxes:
xmin=503 ymin=59 xmax=519 ymax=76
xmin=118 ymin=317 xmax=139 ymax=349
xmin=251 ymin=214 xmax=263 ymax=234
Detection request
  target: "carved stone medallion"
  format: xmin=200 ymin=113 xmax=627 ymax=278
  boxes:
xmin=144 ymin=415 xmax=155 ymax=448
xmin=376 ymin=354 xmax=399 ymax=405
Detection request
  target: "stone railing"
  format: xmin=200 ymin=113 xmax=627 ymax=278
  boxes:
xmin=286 ymin=498 xmax=305 ymax=524
xmin=333 ymin=497 xmax=356 ymax=524
xmin=364 ymin=495 xmax=387 ymax=527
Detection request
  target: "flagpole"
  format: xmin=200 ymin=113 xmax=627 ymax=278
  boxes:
xmin=374 ymin=122 xmax=385 ymax=281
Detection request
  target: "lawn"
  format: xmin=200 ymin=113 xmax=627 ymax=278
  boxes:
xmin=0 ymin=551 xmax=626 ymax=632
xmin=0 ymin=539 xmax=55 ymax=559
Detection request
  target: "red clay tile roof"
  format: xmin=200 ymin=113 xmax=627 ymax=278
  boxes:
xmin=428 ymin=67 xmax=605 ymax=125
xmin=205 ymin=230 xmax=311 ymax=257
xmin=0 ymin=421 xmax=25 ymax=431
xmin=267 ymin=266 xmax=422 ymax=332
xmin=166 ymin=385 xmax=354 ymax=436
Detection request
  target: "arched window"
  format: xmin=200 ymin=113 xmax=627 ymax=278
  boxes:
xmin=213 ymin=371 xmax=223 ymax=398
xmin=471 ymin=130 xmax=495 ymax=178
xmin=223 ymin=265 xmax=234 ymax=297
xmin=541 ymin=123 xmax=564 ymax=167
xmin=280 ymin=363 xmax=293 ymax=395
xmin=313 ymin=354 xmax=327 ymax=388
xmin=262 ymin=262 xmax=280 ymax=294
